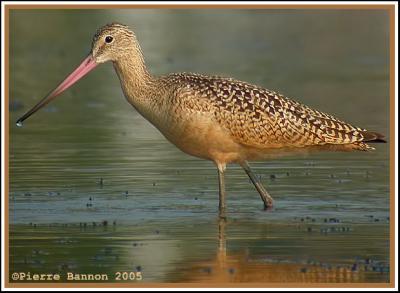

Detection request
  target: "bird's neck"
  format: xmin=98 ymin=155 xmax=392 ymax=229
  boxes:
xmin=112 ymin=54 xmax=160 ymax=121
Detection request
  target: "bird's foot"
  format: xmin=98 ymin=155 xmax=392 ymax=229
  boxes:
xmin=263 ymin=201 xmax=274 ymax=211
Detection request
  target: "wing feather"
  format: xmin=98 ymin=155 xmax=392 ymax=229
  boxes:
xmin=167 ymin=73 xmax=384 ymax=150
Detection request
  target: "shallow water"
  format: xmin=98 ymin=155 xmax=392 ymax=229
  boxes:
xmin=8 ymin=9 xmax=390 ymax=284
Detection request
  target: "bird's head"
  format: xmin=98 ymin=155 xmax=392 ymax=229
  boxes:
xmin=91 ymin=22 xmax=140 ymax=63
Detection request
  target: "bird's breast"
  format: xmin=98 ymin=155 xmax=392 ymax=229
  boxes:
xmin=152 ymin=110 xmax=243 ymax=163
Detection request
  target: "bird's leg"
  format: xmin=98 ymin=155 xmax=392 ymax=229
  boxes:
xmin=240 ymin=161 xmax=274 ymax=209
xmin=217 ymin=215 xmax=227 ymax=265
xmin=217 ymin=163 xmax=227 ymax=219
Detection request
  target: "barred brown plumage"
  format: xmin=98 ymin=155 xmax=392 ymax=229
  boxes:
xmin=164 ymin=72 xmax=382 ymax=151
xmin=16 ymin=23 xmax=386 ymax=215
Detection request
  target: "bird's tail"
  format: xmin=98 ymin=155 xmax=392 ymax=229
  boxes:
xmin=350 ymin=131 xmax=387 ymax=151
xmin=360 ymin=131 xmax=387 ymax=143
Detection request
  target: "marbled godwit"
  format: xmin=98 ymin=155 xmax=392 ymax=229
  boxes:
xmin=16 ymin=23 xmax=386 ymax=215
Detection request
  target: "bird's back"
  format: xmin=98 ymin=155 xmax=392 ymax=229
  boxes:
xmin=161 ymin=72 xmax=385 ymax=153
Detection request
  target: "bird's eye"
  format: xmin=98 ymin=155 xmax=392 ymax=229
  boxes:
xmin=105 ymin=36 xmax=113 ymax=43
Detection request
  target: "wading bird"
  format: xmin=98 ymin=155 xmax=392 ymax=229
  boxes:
xmin=17 ymin=23 xmax=386 ymax=216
